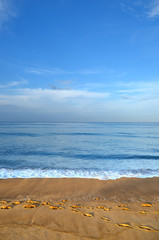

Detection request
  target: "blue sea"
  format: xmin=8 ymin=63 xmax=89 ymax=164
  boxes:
xmin=0 ymin=122 xmax=159 ymax=179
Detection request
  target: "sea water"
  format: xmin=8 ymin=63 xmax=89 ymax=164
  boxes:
xmin=0 ymin=122 xmax=159 ymax=179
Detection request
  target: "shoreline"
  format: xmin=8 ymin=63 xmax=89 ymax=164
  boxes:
xmin=0 ymin=168 xmax=159 ymax=180
xmin=0 ymin=177 xmax=159 ymax=239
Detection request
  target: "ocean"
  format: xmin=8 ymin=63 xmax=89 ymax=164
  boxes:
xmin=0 ymin=122 xmax=159 ymax=179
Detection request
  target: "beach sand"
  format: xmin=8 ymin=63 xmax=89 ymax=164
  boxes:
xmin=0 ymin=177 xmax=159 ymax=240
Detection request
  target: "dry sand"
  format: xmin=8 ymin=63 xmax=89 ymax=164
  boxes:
xmin=0 ymin=177 xmax=159 ymax=240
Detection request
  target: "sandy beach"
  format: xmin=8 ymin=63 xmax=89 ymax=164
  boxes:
xmin=0 ymin=177 xmax=159 ymax=240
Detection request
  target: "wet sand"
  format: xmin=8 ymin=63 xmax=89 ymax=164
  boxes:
xmin=0 ymin=177 xmax=159 ymax=240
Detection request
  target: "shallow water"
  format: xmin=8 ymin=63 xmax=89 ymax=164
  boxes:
xmin=0 ymin=122 xmax=159 ymax=179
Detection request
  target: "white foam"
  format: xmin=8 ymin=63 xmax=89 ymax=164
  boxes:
xmin=0 ymin=168 xmax=158 ymax=179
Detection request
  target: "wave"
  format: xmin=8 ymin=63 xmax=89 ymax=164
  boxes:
xmin=0 ymin=132 xmax=103 ymax=137
xmin=1 ymin=131 xmax=159 ymax=139
xmin=1 ymin=150 xmax=159 ymax=160
xmin=0 ymin=132 xmax=39 ymax=137
xmin=0 ymin=168 xmax=159 ymax=179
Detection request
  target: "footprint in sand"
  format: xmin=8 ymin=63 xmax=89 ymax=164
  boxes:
xmin=0 ymin=206 xmax=11 ymax=209
xmin=49 ymin=206 xmax=58 ymax=210
xmin=71 ymin=205 xmax=83 ymax=209
xmin=139 ymin=210 xmax=149 ymax=214
xmin=41 ymin=202 xmax=51 ymax=205
xmin=12 ymin=201 xmax=21 ymax=205
xmin=23 ymin=204 xmax=37 ymax=208
xmin=58 ymin=207 xmax=64 ymax=210
xmin=138 ymin=225 xmax=152 ymax=231
xmin=141 ymin=203 xmax=152 ymax=207
xmin=86 ymin=206 xmax=94 ymax=209
xmin=121 ymin=207 xmax=131 ymax=211
xmin=95 ymin=198 xmax=100 ymax=201
xmin=71 ymin=209 xmax=79 ymax=212
xmin=58 ymin=202 xmax=65 ymax=205
xmin=83 ymin=213 xmax=93 ymax=217
xmin=104 ymin=207 xmax=111 ymax=211
xmin=61 ymin=199 xmax=68 ymax=203
xmin=117 ymin=205 xmax=131 ymax=210
xmin=26 ymin=200 xmax=39 ymax=204
xmin=96 ymin=206 xmax=111 ymax=211
xmin=49 ymin=206 xmax=64 ymax=210
xmin=101 ymin=216 xmax=111 ymax=222
xmin=96 ymin=206 xmax=105 ymax=209
xmin=117 ymin=223 xmax=133 ymax=229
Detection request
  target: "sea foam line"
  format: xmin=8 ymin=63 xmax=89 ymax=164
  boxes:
xmin=0 ymin=168 xmax=159 ymax=179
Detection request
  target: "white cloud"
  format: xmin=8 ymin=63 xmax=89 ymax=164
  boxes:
xmin=27 ymin=68 xmax=65 ymax=75
xmin=121 ymin=0 xmax=159 ymax=19
xmin=0 ymin=0 xmax=16 ymax=28
xmin=0 ymin=88 xmax=110 ymax=111
xmin=0 ymin=79 xmax=27 ymax=88
xmin=118 ymin=89 xmax=145 ymax=93
xmin=0 ymin=79 xmax=159 ymax=121
xmin=26 ymin=67 xmax=103 ymax=76
xmin=116 ymin=81 xmax=159 ymax=103
xmin=0 ymin=87 xmax=111 ymax=121
xmin=16 ymin=88 xmax=110 ymax=99
xmin=1 ymin=81 xmax=159 ymax=122
xmin=148 ymin=0 xmax=159 ymax=18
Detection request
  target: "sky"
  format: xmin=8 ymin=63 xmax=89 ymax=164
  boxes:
xmin=0 ymin=0 xmax=159 ymax=122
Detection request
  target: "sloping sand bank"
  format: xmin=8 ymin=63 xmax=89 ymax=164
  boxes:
xmin=0 ymin=177 xmax=159 ymax=240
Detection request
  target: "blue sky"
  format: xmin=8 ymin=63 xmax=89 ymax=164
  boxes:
xmin=0 ymin=0 xmax=159 ymax=122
